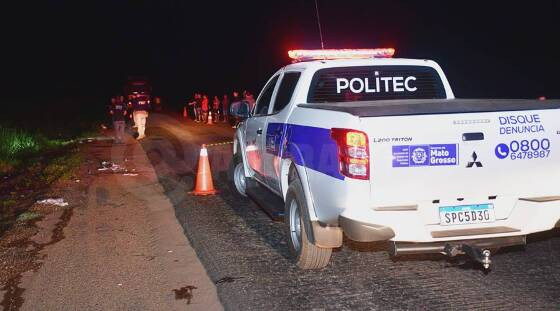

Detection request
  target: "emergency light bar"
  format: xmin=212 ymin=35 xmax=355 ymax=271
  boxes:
xmin=288 ymin=48 xmax=395 ymax=62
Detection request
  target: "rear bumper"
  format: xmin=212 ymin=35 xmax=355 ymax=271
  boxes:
xmin=338 ymin=199 xmax=560 ymax=243
xmin=338 ymin=215 xmax=529 ymax=256
xmin=339 ymin=216 xmax=395 ymax=242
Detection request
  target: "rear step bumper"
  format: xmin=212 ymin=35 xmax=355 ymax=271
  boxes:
xmin=389 ymin=235 xmax=526 ymax=256
xmin=339 ymin=216 xmax=395 ymax=242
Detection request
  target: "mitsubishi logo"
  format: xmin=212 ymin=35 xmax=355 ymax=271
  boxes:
xmin=466 ymin=152 xmax=483 ymax=168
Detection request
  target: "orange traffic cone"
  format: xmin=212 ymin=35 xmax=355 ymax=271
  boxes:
xmin=183 ymin=106 xmax=187 ymax=118
xmin=207 ymin=111 xmax=214 ymax=125
xmin=190 ymin=144 xmax=217 ymax=195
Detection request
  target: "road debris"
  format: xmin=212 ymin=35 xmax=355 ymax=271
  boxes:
xmin=123 ymin=173 xmax=138 ymax=177
xmin=36 ymin=198 xmax=69 ymax=207
xmin=97 ymin=161 xmax=126 ymax=173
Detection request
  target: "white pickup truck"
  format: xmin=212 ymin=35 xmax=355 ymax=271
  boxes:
xmin=229 ymin=49 xmax=560 ymax=269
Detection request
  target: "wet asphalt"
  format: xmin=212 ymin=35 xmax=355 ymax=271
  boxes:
xmin=142 ymin=113 xmax=560 ymax=310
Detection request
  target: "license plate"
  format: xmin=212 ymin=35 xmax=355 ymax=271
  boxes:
xmin=439 ymin=204 xmax=495 ymax=226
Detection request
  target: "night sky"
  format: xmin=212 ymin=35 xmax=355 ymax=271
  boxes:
xmin=5 ymin=1 xmax=560 ymax=108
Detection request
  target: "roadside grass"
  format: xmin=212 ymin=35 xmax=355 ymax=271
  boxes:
xmin=0 ymin=127 xmax=41 ymax=155
xmin=42 ymin=152 xmax=82 ymax=183
xmin=0 ymin=126 xmax=42 ymax=173
xmin=0 ymin=124 xmax=87 ymax=234
xmin=0 ymin=125 xmax=87 ymax=176
xmin=0 ymin=96 xmax=104 ymax=236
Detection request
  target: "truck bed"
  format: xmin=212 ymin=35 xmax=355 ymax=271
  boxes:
xmin=298 ymin=99 xmax=560 ymax=117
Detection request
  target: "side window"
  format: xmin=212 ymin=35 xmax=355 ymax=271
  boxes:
xmin=272 ymin=72 xmax=301 ymax=114
xmin=254 ymin=75 xmax=279 ymax=116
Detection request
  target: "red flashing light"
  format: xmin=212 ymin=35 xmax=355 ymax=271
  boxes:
xmin=288 ymin=48 xmax=395 ymax=62
xmin=331 ymin=128 xmax=370 ymax=180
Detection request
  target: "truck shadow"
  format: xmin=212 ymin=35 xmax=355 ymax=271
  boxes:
xmin=140 ymin=136 xmax=293 ymax=261
xmin=214 ymin=171 xmax=293 ymax=260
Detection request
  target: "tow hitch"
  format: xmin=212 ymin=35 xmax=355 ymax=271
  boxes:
xmin=444 ymin=243 xmax=492 ymax=269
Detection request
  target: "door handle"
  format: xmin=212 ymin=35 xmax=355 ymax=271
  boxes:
xmin=256 ymin=129 xmax=263 ymax=135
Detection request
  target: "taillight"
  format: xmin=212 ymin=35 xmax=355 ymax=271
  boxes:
xmin=331 ymin=128 xmax=370 ymax=180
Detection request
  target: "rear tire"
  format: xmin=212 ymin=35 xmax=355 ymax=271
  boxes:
xmin=285 ymin=177 xmax=332 ymax=269
xmin=228 ymin=153 xmax=247 ymax=197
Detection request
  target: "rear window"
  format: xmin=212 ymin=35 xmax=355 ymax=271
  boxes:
xmin=307 ymin=65 xmax=446 ymax=103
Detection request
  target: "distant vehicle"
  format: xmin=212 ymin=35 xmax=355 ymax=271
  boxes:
xmin=124 ymin=76 xmax=152 ymax=100
xmin=122 ymin=77 xmax=163 ymax=111
xmin=229 ymin=48 xmax=560 ymax=270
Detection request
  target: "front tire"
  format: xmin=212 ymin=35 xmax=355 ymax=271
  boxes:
xmin=228 ymin=153 xmax=247 ymax=197
xmin=285 ymin=177 xmax=332 ymax=269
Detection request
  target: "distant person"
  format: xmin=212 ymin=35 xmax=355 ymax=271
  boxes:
xmin=201 ymin=94 xmax=209 ymax=123
xmin=132 ymin=95 xmax=151 ymax=140
xmin=125 ymin=97 xmax=135 ymax=128
xmin=154 ymin=96 xmax=162 ymax=111
xmin=195 ymin=93 xmax=203 ymax=122
xmin=110 ymin=96 xmax=127 ymax=144
xmin=243 ymin=90 xmax=256 ymax=112
xmin=229 ymin=91 xmax=241 ymax=128
xmin=212 ymin=95 xmax=220 ymax=121
xmin=230 ymin=91 xmax=249 ymax=128
xmin=186 ymin=93 xmax=197 ymax=121
xmin=221 ymin=94 xmax=229 ymax=123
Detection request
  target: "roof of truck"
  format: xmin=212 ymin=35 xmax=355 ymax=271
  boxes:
xmin=298 ymin=98 xmax=560 ymax=117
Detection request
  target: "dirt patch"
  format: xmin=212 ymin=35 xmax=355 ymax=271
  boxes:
xmin=172 ymin=285 xmax=197 ymax=304
xmin=0 ymin=145 xmax=94 ymax=310
xmin=1 ymin=147 xmax=81 ymax=235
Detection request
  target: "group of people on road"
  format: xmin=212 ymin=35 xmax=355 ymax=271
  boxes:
xmin=109 ymin=94 xmax=152 ymax=143
xmin=108 ymin=88 xmax=256 ymax=144
xmin=185 ymin=90 xmax=255 ymax=127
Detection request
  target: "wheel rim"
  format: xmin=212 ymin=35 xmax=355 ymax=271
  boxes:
xmin=233 ymin=162 xmax=246 ymax=195
xmin=289 ymin=199 xmax=302 ymax=252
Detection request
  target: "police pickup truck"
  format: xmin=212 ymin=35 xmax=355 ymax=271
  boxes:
xmin=229 ymin=48 xmax=560 ymax=269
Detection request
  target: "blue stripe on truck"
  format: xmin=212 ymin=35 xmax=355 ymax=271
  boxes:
xmin=266 ymin=123 xmax=345 ymax=180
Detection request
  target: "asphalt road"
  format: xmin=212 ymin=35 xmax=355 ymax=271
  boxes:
xmin=142 ymin=113 xmax=560 ymax=310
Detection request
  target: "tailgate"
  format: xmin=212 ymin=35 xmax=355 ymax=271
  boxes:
xmin=364 ymin=108 xmax=560 ymax=222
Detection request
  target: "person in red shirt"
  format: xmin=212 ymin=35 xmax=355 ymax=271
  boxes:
xmin=201 ymin=94 xmax=209 ymax=123
xmin=212 ymin=95 xmax=220 ymax=121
